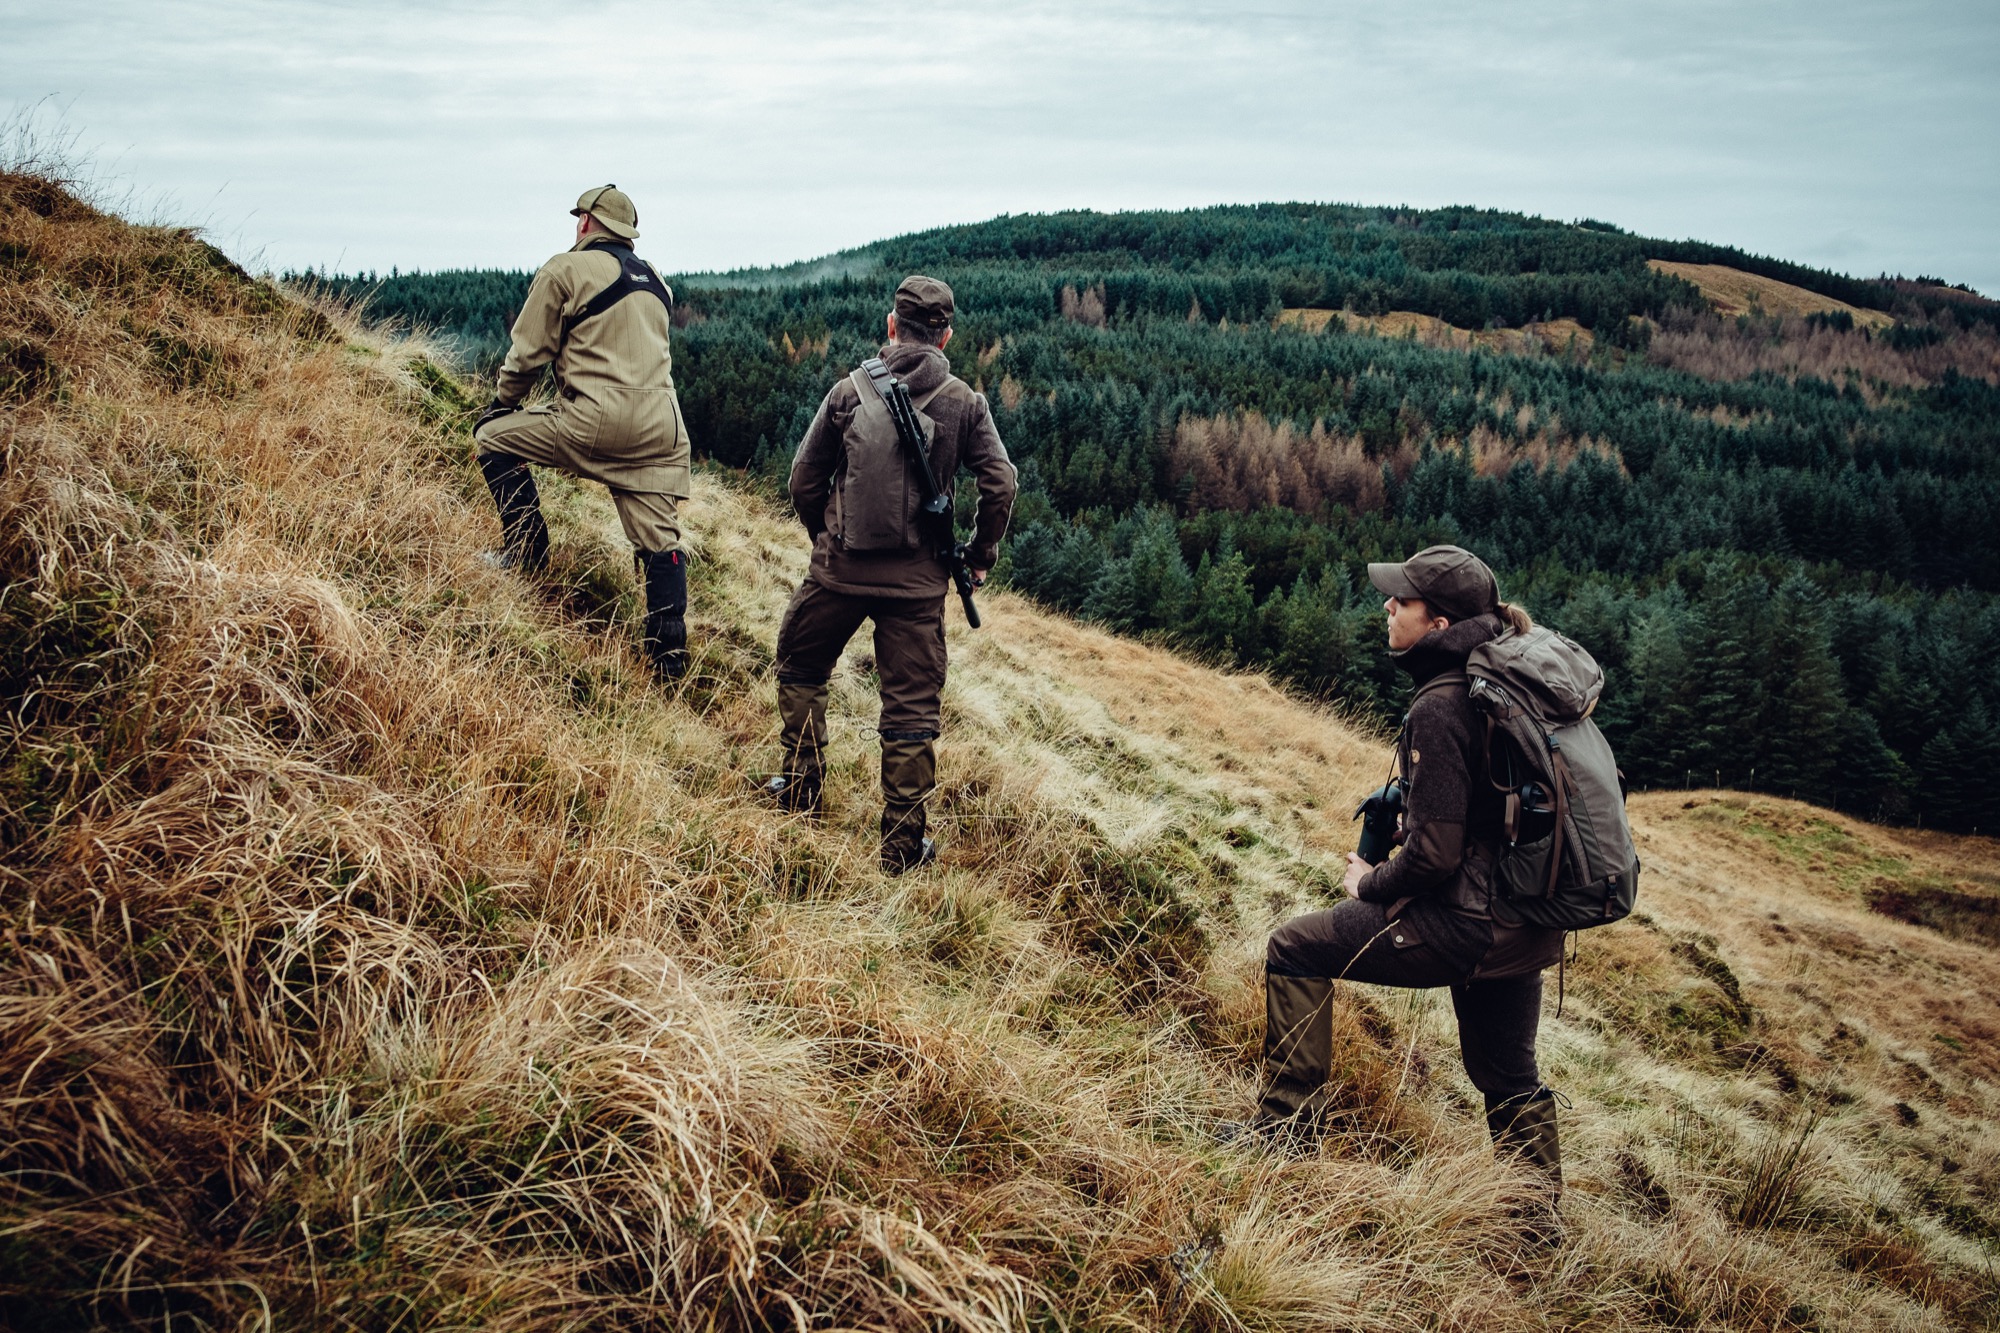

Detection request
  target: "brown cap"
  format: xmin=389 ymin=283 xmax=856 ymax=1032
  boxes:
xmin=570 ymin=184 xmax=639 ymax=240
xmin=893 ymin=274 xmax=954 ymax=327
xmin=1367 ymin=545 xmax=1500 ymax=622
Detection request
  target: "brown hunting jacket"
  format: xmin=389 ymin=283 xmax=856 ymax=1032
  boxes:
xmin=1358 ymin=613 xmax=1565 ymax=977
xmin=492 ymin=234 xmax=691 ymax=494
xmin=1360 ymin=615 xmax=1510 ymax=918
xmin=788 ymin=341 xmax=1017 ymax=598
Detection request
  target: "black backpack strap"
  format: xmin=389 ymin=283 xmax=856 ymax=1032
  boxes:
xmin=559 ymin=244 xmax=673 ymax=340
xmin=859 ymin=357 xmax=895 ymax=402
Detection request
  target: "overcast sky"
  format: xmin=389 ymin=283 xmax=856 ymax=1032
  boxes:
xmin=7 ymin=0 xmax=1996 ymax=293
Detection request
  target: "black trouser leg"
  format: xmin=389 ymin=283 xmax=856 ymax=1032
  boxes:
xmin=477 ymin=452 xmax=549 ymax=572
xmin=1455 ymin=975 xmax=1563 ymax=1220
xmin=1451 ymin=974 xmax=1546 ymax=1108
xmin=637 ymin=548 xmax=688 ymax=680
xmin=1253 ymin=900 xmax=1476 ymax=1135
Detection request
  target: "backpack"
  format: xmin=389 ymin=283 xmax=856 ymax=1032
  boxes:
xmin=1463 ymin=626 xmax=1641 ymax=930
xmin=831 ymin=365 xmax=939 ymax=553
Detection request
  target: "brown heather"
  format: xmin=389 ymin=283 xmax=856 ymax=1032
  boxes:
xmin=1644 ymin=305 xmax=2000 ymax=393
xmin=1169 ymin=414 xmax=1386 ymax=515
xmin=3 ymin=171 xmax=2000 ymax=1329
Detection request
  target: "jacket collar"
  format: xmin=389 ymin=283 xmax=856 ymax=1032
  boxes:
xmin=571 ymin=234 xmax=631 ymax=255
xmin=1393 ymin=613 xmax=1503 ymax=689
xmin=879 ymin=341 xmax=950 ymax=395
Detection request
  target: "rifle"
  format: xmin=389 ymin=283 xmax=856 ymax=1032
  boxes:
xmin=862 ymin=359 xmax=983 ymax=628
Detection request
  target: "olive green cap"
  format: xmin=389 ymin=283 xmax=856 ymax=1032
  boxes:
xmin=571 ymin=184 xmax=639 ymax=240
xmin=894 ymin=274 xmax=954 ymax=327
xmin=1368 ymin=544 xmax=1500 ymax=622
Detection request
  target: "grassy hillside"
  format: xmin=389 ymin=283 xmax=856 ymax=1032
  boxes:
xmin=7 ymin=174 xmax=2000 ymax=1329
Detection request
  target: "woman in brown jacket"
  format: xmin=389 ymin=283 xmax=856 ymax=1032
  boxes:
xmin=1243 ymin=545 xmax=1567 ymax=1236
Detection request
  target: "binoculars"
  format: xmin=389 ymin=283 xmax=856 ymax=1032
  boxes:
xmin=1353 ymin=779 xmax=1405 ymax=865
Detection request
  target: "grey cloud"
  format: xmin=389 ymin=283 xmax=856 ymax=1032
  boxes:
xmin=4 ymin=0 xmax=1994 ymax=293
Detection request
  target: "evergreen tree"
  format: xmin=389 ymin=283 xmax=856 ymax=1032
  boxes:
xmin=1190 ymin=542 xmax=1257 ymax=658
xmin=1084 ymin=510 xmax=1194 ymax=633
xmin=1759 ymin=575 xmax=1846 ymax=803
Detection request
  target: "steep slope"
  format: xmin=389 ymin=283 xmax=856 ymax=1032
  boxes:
xmin=4 ymin=173 xmax=1998 ymax=1331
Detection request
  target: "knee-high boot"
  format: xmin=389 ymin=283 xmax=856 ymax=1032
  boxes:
xmin=1487 ymin=1088 xmax=1565 ymax=1245
xmin=637 ymin=548 xmax=688 ymax=681
xmin=763 ymin=680 xmax=828 ymax=817
xmin=477 ymin=452 xmax=550 ymax=573
xmin=878 ymin=734 xmax=937 ymax=873
xmin=1255 ymin=971 xmax=1335 ymax=1130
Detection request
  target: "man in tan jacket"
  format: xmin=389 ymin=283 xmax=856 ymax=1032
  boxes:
xmin=473 ymin=184 xmax=695 ymax=679
xmin=765 ymin=276 xmax=1017 ymax=872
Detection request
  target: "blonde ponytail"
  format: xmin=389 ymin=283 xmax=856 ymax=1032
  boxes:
xmin=1498 ymin=600 xmax=1535 ymax=635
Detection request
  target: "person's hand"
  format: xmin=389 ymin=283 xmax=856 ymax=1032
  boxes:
xmin=1343 ymin=853 xmax=1369 ymax=899
xmin=969 ymin=567 xmax=990 ymax=588
xmin=473 ymin=398 xmax=517 ymax=434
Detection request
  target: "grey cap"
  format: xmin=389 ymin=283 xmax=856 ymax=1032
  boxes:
xmin=1368 ymin=544 xmax=1500 ymax=622
xmin=571 ymin=184 xmax=639 ymax=240
xmin=894 ymin=274 xmax=954 ymax=327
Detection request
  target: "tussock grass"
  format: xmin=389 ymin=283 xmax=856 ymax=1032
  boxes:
xmin=4 ymin=172 xmax=2000 ymax=1329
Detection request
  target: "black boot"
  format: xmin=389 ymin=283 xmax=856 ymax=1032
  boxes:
xmin=477 ymin=452 xmax=550 ymax=573
xmin=1487 ymin=1088 xmax=1566 ymax=1248
xmin=879 ymin=734 xmax=938 ymax=874
xmin=762 ymin=680 xmax=828 ymax=818
xmin=637 ymin=548 xmax=688 ymax=681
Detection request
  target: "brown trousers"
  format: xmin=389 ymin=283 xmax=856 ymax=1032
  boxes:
xmin=1259 ymin=898 xmax=1549 ymax=1123
xmin=774 ymin=581 xmax=947 ymax=736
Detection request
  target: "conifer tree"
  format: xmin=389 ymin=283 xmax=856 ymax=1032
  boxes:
xmin=1759 ymin=575 xmax=1846 ymax=802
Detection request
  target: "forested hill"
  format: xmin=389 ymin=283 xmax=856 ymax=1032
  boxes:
xmin=305 ymin=203 xmax=2000 ymax=832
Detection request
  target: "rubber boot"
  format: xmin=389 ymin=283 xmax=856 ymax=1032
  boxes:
xmin=1252 ymin=972 xmax=1334 ymax=1141
xmin=637 ymin=549 xmax=688 ymax=681
xmin=1487 ymin=1089 xmax=1566 ymax=1248
xmin=878 ymin=734 xmax=937 ymax=874
xmin=477 ymin=452 xmax=550 ymax=573
xmin=762 ymin=680 xmax=827 ymax=818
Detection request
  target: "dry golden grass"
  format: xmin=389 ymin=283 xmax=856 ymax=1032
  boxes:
xmin=1646 ymin=260 xmax=1894 ymax=330
xmin=1276 ymin=308 xmax=1596 ymax=357
xmin=4 ymin=171 xmax=1999 ymax=1329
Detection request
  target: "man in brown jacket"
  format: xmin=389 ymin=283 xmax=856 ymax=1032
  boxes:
xmin=765 ymin=276 xmax=1017 ymax=872
xmin=473 ymin=184 xmax=696 ymax=679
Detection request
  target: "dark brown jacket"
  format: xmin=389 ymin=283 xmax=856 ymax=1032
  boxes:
xmin=789 ymin=342 xmax=1016 ymax=599
xmin=1359 ymin=614 xmax=1510 ymax=920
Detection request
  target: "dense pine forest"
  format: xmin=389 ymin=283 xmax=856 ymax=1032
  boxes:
xmin=302 ymin=203 xmax=2000 ymax=831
